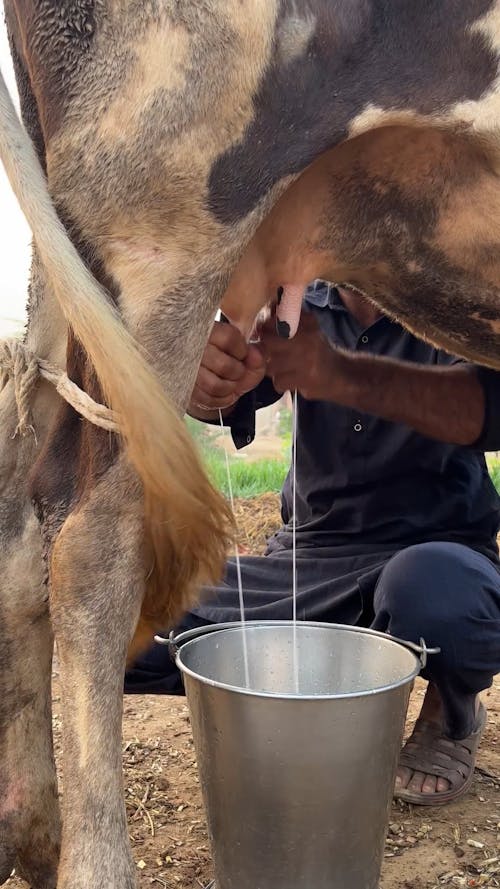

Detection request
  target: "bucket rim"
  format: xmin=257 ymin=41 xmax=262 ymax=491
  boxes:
xmin=175 ymin=621 xmax=422 ymax=701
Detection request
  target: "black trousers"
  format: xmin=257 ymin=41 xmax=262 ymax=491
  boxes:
xmin=125 ymin=541 xmax=500 ymax=739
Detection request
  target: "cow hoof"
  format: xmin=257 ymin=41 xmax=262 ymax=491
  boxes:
xmin=15 ymin=830 xmax=60 ymax=889
xmin=0 ymin=842 xmax=16 ymax=885
xmin=15 ymin=860 xmax=58 ymax=889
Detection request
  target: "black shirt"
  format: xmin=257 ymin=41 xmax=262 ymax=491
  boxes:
xmin=227 ymin=282 xmax=500 ymax=562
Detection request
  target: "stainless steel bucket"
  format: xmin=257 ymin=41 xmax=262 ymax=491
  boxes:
xmin=171 ymin=622 xmax=432 ymax=889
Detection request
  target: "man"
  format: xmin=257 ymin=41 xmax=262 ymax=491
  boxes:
xmin=125 ymin=281 xmax=500 ymax=807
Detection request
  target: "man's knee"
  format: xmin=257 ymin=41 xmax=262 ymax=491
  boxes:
xmin=124 ymin=613 xmax=211 ymax=695
xmin=373 ymin=542 xmax=496 ymax=642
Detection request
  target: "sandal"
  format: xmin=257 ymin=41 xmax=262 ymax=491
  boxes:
xmin=394 ymin=703 xmax=487 ymax=806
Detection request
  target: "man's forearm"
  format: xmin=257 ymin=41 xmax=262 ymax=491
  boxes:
xmin=328 ymin=352 xmax=485 ymax=445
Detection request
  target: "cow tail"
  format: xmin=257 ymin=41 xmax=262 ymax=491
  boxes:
xmin=0 ymin=70 xmax=233 ymax=630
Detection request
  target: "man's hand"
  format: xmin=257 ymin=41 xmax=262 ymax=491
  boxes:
xmin=189 ymin=320 xmax=266 ymax=419
xmin=260 ymin=309 xmax=485 ymax=446
xmin=260 ymin=312 xmax=349 ymax=401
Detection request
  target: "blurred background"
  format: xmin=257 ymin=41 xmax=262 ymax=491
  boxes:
xmin=0 ymin=1 xmax=30 ymax=338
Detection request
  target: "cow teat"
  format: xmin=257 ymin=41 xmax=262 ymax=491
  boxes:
xmin=275 ymin=284 xmax=306 ymax=339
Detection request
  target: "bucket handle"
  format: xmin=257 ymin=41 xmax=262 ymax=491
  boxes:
xmin=155 ymin=622 xmax=243 ymax=662
xmin=155 ymin=623 xmax=440 ymax=670
xmin=388 ymin=636 xmax=440 ymax=670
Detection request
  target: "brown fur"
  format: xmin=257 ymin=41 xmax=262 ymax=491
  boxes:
xmin=223 ymin=125 xmax=500 ymax=367
xmin=1 ymin=53 xmax=234 ymax=662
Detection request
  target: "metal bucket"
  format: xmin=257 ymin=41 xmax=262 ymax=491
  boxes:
xmin=170 ymin=621 xmax=433 ymax=889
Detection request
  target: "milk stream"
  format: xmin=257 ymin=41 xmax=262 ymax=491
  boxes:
xmin=219 ymin=387 xmax=299 ymax=694
xmin=292 ymin=389 xmax=300 ymax=693
xmin=219 ymin=409 xmax=250 ymax=688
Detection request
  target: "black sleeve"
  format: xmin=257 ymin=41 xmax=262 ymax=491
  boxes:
xmin=471 ymin=365 xmax=500 ymax=452
xmin=220 ymin=377 xmax=283 ymax=450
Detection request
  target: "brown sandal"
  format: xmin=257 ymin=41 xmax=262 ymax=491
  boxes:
xmin=394 ymin=703 xmax=487 ymax=806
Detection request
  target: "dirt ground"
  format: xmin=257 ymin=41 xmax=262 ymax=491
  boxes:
xmin=6 ymin=495 xmax=500 ymax=889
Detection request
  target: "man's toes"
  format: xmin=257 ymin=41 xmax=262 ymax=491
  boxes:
xmin=395 ymin=766 xmax=412 ymax=790
xmin=407 ymin=770 xmax=427 ymax=794
xmin=421 ymin=774 xmax=438 ymax=794
xmin=436 ymin=776 xmax=451 ymax=793
xmin=396 ymin=768 xmax=452 ymax=796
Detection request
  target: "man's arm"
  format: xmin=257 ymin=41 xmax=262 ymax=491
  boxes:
xmin=261 ymin=314 xmax=490 ymax=447
xmin=327 ymin=354 xmax=484 ymax=446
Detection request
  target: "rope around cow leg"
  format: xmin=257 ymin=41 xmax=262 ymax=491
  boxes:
xmin=0 ymin=339 xmax=119 ymax=436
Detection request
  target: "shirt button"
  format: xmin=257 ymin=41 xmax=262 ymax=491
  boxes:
xmin=354 ymin=422 xmax=363 ymax=432
xmin=361 ymin=335 xmax=369 ymax=344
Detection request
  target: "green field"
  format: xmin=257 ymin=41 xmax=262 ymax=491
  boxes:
xmin=186 ymin=416 xmax=289 ymax=498
xmin=203 ymin=451 xmax=289 ymax=499
xmin=487 ymin=455 xmax=500 ymax=496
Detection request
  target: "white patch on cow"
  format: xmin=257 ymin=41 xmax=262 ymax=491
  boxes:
xmin=108 ymin=237 xmax=170 ymax=266
xmin=470 ymin=3 xmax=500 ymax=51
xmin=97 ymin=22 xmax=190 ymax=142
xmin=349 ymin=8 xmax=500 ymax=143
xmin=446 ymin=7 xmax=500 ymax=136
xmin=278 ymin=7 xmax=316 ymax=63
xmin=450 ymin=89 xmax=500 ymax=136
xmin=348 ymin=104 xmax=426 ymax=138
xmin=103 ymin=237 xmax=186 ymax=327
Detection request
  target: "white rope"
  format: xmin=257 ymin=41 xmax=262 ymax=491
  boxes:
xmin=0 ymin=339 xmax=119 ymax=435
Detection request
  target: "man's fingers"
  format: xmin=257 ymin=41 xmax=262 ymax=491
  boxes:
xmin=191 ymin=383 xmax=238 ymax=411
xmin=265 ymin=352 xmax=296 ymax=377
xmin=235 ymin=367 xmax=267 ymax=397
xmin=256 ymin=313 xmax=277 ymax=338
xmin=190 ymin=320 xmax=265 ymax=414
xmin=210 ymin=320 xmax=248 ymax=361
xmin=244 ymin=342 xmax=266 ymax=372
xmin=260 ymin=319 xmax=316 ymax=359
xmin=197 ymin=366 xmax=240 ymax=399
xmin=269 ymin=372 xmax=297 ymax=395
xmin=202 ymin=343 xmax=246 ymax=381
xmin=232 ymin=345 xmax=266 ymax=395
xmin=259 ymin=335 xmax=291 ymax=365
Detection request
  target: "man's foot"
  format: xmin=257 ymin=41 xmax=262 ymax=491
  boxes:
xmin=394 ymin=685 xmax=487 ymax=806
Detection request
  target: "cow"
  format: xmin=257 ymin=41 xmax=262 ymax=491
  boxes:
xmin=1 ymin=2 xmax=500 ymax=888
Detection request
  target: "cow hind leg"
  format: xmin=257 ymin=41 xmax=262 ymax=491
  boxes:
xmin=49 ymin=465 xmax=145 ymax=889
xmin=0 ymin=512 xmax=61 ymax=889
